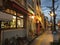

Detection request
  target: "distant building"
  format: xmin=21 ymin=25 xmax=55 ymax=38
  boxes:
xmin=57 ymin=20 xmax=60 ymax=30
xmin=44 ymin=16 xmax=49 ymax=30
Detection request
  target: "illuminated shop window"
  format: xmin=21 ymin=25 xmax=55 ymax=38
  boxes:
xmin=0 ymin=9 xmax=24 ymax=29
xmin=1 ymin=22 xmax=5 ymax=28
xmin=10 ymin=16 xmax=16 ymax=28
xmin=1 ymin=21 xmax=10 ymax=28
xmin=17 ymin=17 xmax=23 ymax=27
xmin=5 ymin=9 xmax=10 ymax=13
xmin=17 ymin=13 xmax=24 ymax=27
xmin=1 ymin=16 xmax=16 ymax=28
xmin=5 ymin=9 xmax=16 ymax=15
xmin=1 ymin=16 xmax=24 ymax=28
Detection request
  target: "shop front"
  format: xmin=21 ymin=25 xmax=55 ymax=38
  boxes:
xmin=36 ymin=20 xmax=42 ymax=35
xmin=26 ymin=7 xmax=36 ymax=40
xmin=27 ymin=15 xmax=36 ymax=40
xmin=35 ymin=16 xmax=43 ymax=36
xmin=0 ymin=0 xmax=28 ymax=45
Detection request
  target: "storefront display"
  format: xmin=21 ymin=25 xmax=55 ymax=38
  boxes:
xmin=0 ymin=9 xmax=24 ymax=29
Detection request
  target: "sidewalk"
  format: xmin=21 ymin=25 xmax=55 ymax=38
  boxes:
xmin=2 ymin=30 xmax=54 ymax=45
xmin=29 ymin=30 xmax=53 ymax=45
xmin=25 ymin=30 xmax=60 ymax=45
xmin=27 ymin=31 xmax=46 ymax=45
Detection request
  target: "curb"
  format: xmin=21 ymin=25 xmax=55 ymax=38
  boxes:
xmin=27 ymin=32 xmax=44 ymax=45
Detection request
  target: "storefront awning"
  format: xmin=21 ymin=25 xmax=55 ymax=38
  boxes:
xmin=0 ymin=11 xmax=13 ymax=21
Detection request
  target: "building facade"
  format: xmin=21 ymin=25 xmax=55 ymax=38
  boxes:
xmin=44 ymin=16 xmax=49 ymax=30
xmin=0 ymin=0 xmax=28 ymax=44
xmin=0 ymin=0 xmax=44 ymax=44
xmin=35 ymin=0 xmax=45 ymax=35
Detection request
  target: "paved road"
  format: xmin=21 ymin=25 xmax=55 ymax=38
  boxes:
xmin=30 ymin=30 xmax=53 ymax=45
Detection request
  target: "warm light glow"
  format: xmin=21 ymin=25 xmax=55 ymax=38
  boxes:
xmin=30 ymin=10 xmax=34 ymax=14
xmin=28 ymin=8 xmax=34 ymax=14
xmin=29 ymin=15 xmax=35 ymax=19
xmin=31 ymin=16 xmax=35 ymax=19
xmin=58 ymin=23 xmax=60 ymax=26
xmin=17 ymin=20 xmax=20 ymax=25
xmin=50 ymin=11 xmax=54 ymax=17
xmin=13 ymin=16 xmax=16 ymax=19
xmin=14 ymin=11 xmax=16 ymax=15
xmin=36 ymin=16 xmax=41 ymax=22
xmin=39 ymin=17 xmax=41 ymax=21
xmin=20 ymin=16 xmax=23 ymax=18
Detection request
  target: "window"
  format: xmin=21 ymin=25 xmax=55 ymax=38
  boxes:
xmin=10 ymin=16 xmax=16 ymax=28
xmin=0 ymin=9 xmax=24 ymax=29
xmin=1 ymin=21 xmax=10 ymax=28
xmin=17 ymin=17 xmax=23 ymax=27
xmin=17 ymin=13 xmax=24 ymax=28
xmin=1 ymin=16 xmax=16 ymax=28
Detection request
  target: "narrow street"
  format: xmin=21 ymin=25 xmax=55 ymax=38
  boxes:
xmin=30 ymin=30 xmax=53 ymax=45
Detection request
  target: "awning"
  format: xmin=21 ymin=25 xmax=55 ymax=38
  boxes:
xmin=0 ymin=11 xmax=13 ymax=21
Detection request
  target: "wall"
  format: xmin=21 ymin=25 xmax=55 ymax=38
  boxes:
xmin=1 ymin=29 xmax=26 ymax=41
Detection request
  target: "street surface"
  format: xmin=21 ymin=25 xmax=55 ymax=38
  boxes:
xmin=30 ymin=30 xmax=53 ymax=45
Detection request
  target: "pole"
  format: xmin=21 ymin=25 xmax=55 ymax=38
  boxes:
xmin=52 ymin=0 xmax=56 ymax=32
xmin=52 ymin=0 xmax=59 ymax=42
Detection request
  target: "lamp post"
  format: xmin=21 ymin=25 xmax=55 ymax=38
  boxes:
xmin=52 ymin=0 xmax=56 ymax=32
xmin=50 ymin=11 xmax=54 ymax=31
xmin=52 ymin=0 xmax=58 ymax=42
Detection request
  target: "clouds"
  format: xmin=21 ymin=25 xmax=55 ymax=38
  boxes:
xmin=41 ymin=0 xmax=60 ymax=21
xmin=41 ymin=0 xmax=52 ymax=7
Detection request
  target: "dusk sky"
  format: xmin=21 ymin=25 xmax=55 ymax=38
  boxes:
xmin=41 ymin=0 xmax=60 ymax=22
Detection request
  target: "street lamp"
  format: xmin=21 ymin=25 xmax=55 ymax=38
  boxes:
xmin=52 ymin=0 xmax=56 ymax=32
xmin=52 ymin=0 xmax=58 ymax=42
xmin=50 ymin=11 xmax=54 ymax=31
xmin=50 ymin=11 xmax=54 ymax=17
